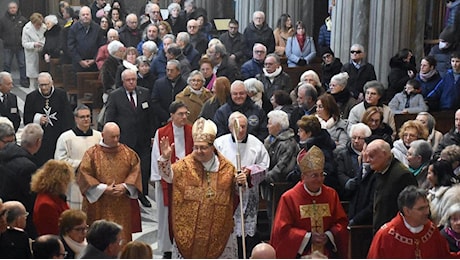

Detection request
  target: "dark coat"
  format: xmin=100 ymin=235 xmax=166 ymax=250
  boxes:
xmin=387 ymin=56 xmax=417 ymax=100
xmin=105 ymin=86 xmax=155 ymax=150
xmin=24 ymin=88 xmax=74 ymax=167
xmin=322 ymin=58 xmax=343 ymax=88
xmin=100 ymin=55 xmax=122 ymax=93
xmin=0 ymin=228 xmax=32 ymax=258
xmin=215 ymin=55 xmax=241 ymax=83
xmin=61 ymin=235 xmax=76 ymax=259
xmin=331 ymin=88 xmax=358 ymax=120
xmin=241 ymin=58 xmax=263 ymax=80
xmin=441 ymin=227 xmax=460 ymax=253
xmin=256 ymin=70 xmax=293 ymax=101
xmin=335 ymin=142 xmax=361 ymax=200
xmin=434 ymin=129 xmax=460 ymax=158
xmin=137 ymin=72 xmax=156 ymax=92
xmin=68 ymin=21 xmax=105 ymax=71
xmin=373 ymin=157 xmax=417 ymax=233
xmin=165 ymin=16 xmax=187 ymax=35
xmin=415 ymin=72 xmax=442 ymax=98
xmin=219 ymin=31 xmax=247 ymax=65
xmin=79 ymin=244 xmax=111 ymax=259
xmin=0 ymin=143 xmax=38 ymax=238
xmin=151 ymin=76 xmax=187 ymax=126
xmin=182 ymin=43 xmax=200 ymax=70
xmin=213 ymin=97 xmax=268 ymax=141
xmin=243 ymin=22 xmax=275 ymax=58
xmin=189 ymin=32 xmax=208 ymax=55
xmin=42 ymin=25 xmax=61 ymax=58
xmin=118 ymin=25 xmax=142 ymax=48
xmin=0 ymin=10 xmax=27 ymax=49
xmin=0 ymin=92 xmax=21 ymax=132
xmin=348 ymin=164 xmax=377 ymax=226
xmin=149 ymin=50 xmax=167 ymax=80
xmin=198 ymin=98 xmax=223 ymax=120
xmin=341 ymin=62 xmax=377 ymax=99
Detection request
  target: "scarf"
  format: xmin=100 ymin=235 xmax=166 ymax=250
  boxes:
xmin=316 ymin=114 xmax=336 ymax=129
xmin=63 ymin=235 xmax=87 ymax=258
xmin=445 ymin=227 xmax=460 ymax=249
xmin=296 ymin=34 xmax=305 ymax=50
xmin=331 ymin=88 xmax=351 ymax=105
xmin=418 ymin=70 xmax=437 ymax=82
xmin=205 ymin=74 xmax=216 ymax=91
xmin=263 ymin=66 xmax=282 ymax=83
xmin=189 ymin=86 xmax=203 ymax=95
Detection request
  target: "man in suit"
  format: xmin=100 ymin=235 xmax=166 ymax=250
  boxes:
xmin=0 ymin=72 xmax=20 ymax=132
xmin=151 ymin=59 xmax=187 ymax=127
xmin=105 ymin=69 xmax=156 ymax=207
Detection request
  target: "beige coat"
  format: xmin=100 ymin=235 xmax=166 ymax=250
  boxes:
xmin=175 ymin=86 xmax=212 ymax=124
xmin=273 ymin=27 xmax=294 ymax=56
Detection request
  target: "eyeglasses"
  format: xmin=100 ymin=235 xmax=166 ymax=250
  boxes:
xmin=350 ymin=50 xmax=362 ymax=54
xmin=38 ymin=82 xmax=51 ymax=87
xmin=175 ymin=111 xmax=190 ymax=117
xmin=190 ymin=79 xmax=203 ymax=83
xmin=72 ymin=225 xmax=89 ymax=232
xmin=254 ymin=50 xmax=266 ymax=54
xmin=264 ymin=62 xmax=275 ymax=66
xmin=59 ymin=251 xmax=68 ymax=258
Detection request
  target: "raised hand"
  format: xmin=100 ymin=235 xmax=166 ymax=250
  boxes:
xmin=159 ymin=136 xmax=174 ymax=160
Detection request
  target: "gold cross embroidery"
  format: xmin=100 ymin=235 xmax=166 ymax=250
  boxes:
xmin=299 ymin=203 xmax=331 ymax=253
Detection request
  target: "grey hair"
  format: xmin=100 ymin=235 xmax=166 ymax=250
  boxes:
xmin=440 ymin=145 xmax=460 ymax=164
xmin=443 ymin=203 xmax=460 ymax=227
xmin=187 ymin=70 xmax=205 ymax=85
xmin=253 ymin=43 xmax=266 ymax=52
xmin=330 ymin=72 xmax=349 ymax=87
xmin=349 ymin=123 xmax=372 ymax=138
xmin=142 ymin=40 xmax=158 ymax=54
xmin=20 ymin=123 xmax=43 ymax=148
xmin=300 ymin=70 xmax=321 ymax=86
xmin=213 ymin=42 xmax=227 ymax=56
xmin=176 ymin=32 xmax=190 ymax=45
xmin=167 ymin=59 xmax=181 ymax=72
xmin=44 ymin=14 xmax=58 ymax=26
xmin=265 ymin=53 xmax=281 ymax=64
xmin=267 ymin=110 xmax=289 ymax=130
xmin=298 ymin=83 xmax=318 ymax=101
xmin=162 ymin=33 xmax=176 ymax=42
xmin=417 ymin=112 xmax=436 ymax=133
xmin=363 ymin=80 xmax=385 ymax=97
xmin=244 ymin=78 xmax=264 ymax=94
xmin=38 ymin=72 xmax=53 ymax=83
xmin=409 ymin=140 xmax=433 ymax=163
xmin=228 ymin=111 xmax=247 ymax=128
xmin=0 ymin=122 xmax=14 ymax=140
xmin=0 ymin=71 xmax=12 ymax=85
xmin=107 ymin=40 xmax=124 ymax=56
xmin=351 ymin=43 xmax=365 ymax=52
xmin=73 ymin=104 xmax=90 ymax=117
xmin=168 ymin=2 xmax=181 ymax=13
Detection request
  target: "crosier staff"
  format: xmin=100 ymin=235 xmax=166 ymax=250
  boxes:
xmin=231 ymin=117 xmax=247 ymax=259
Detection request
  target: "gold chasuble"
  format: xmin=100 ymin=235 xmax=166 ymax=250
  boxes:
xmin=77 ymin=144 xmax=142 ymax=242
xmin=171 ymin=152 xmax=236 ymax=258
xmin=300 ymin=202 xmax=331 ymax=253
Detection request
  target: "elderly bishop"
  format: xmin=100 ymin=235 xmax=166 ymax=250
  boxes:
xmin=270 ymin=145 xmax=349 ymax=258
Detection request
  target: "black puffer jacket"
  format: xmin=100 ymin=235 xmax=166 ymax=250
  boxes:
xmin=387 ymin=56 xmax=417 ymax=100
xmin=243 ymin=22 xmax=275 ymax=58
xmin=0 ymin=10 xmax=27 ymax=49
xmin=322 ymin=57 xmax=343 ymax=88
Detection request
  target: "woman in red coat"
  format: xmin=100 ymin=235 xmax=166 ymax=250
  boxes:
xmin=31 ymin=160 xmax=73 ymax=236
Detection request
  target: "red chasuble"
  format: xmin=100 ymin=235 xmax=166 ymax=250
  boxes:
xmin=270 ymin=183 xmax=348 ymax=258
xmin=368 ymin=213 xmax=457 ymax=258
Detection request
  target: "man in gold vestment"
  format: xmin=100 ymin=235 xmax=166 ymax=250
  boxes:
xmin=77 ymin=122 xmax=142 ymax=242
xmin=159 ymin=118 xmax=248 ymax=258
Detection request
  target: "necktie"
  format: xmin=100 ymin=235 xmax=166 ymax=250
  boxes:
xmin=1 ymin=93 xmax=6 ymax=106
xmin=129 ymin=92 xmax=136 ymax=109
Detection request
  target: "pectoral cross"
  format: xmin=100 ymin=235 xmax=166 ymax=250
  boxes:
xmin=299 ymin=201 xmax=331 ymax=254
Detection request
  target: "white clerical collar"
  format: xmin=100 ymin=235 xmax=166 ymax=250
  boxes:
xmin=99 ymin=140 xmax=118 ymax=148
xmin=172 ymin=122 xmax=184 ymax=131
xmin=401 ymin=213 xmax=424 ymax=233
xmin=203 ymin=154 xmax=219 ymax=172
xmin=303 ymin=184 xmax=322 ymax=196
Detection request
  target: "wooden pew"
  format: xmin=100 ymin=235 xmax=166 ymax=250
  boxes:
xmin=48 ymin=58 xmax=63 ymax=88
xmin=76 ymin=72 xmax=102 ymax=108
xmin=394 ymin=110 xmax=455 ymax=136
xmin=283 ymin=62 xmax=323 ymax=88
xmin=270 ymin=182 xmax=296 ymax=229
xmin=348 ymin=225 xmax=373 ymax=259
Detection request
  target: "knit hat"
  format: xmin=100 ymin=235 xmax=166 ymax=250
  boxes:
xmin=192 ymin=117 xmax=217 ymax=144
xmin=320 ymin=47 xmax=334 ymax=58
xmin=297 ymin=145 xmax=325 ymax=174
xmin=439 ymin=26 xmax=455 ymax=43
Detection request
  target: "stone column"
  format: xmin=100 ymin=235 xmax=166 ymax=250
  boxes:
xmin=332 ymin=0 xmax=425 ymax=87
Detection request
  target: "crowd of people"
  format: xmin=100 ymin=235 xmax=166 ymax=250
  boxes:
xmin=1 ymin=0 xmax=460 ymax=258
